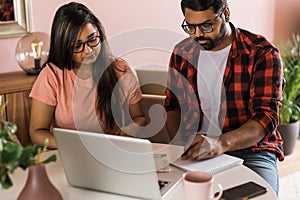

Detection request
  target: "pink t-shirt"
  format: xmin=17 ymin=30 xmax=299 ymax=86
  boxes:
xmin=29 ymin=59 xmax=142 ymax=133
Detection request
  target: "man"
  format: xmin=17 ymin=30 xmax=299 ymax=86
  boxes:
xmin=164 ymin=0 xmax=284 ymax=195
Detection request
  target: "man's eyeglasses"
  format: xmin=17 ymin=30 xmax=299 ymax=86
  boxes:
xmin=74 ymin=36 xmax=101 ymax=53
xmin=181 ymin=12 xmax=222 ymax=34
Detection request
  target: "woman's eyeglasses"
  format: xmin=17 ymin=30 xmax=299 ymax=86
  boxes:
xmin=74 ymin=36 xmax=101 ymax=53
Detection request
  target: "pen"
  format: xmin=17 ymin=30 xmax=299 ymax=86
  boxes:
xmin=181 ymin=143 xmax=197 ymax=157
xmin=181 ymin=133 xmax=202 ymax=157
xmin=181 ymin=132 xmax=208 ymax=158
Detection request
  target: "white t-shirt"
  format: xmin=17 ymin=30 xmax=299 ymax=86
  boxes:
xmin=197 ymin=44 xmax=231 ymax=137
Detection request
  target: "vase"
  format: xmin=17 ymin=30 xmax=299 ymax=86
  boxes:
xmin=17 ymin=165 xmax=63 ymax=200
xmin=278 ymin=120 xmax=300 ymax=156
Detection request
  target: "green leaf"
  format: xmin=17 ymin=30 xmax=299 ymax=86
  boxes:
xmin=19 ymin=157 xmax=36 ymax=170
xmin=41 ymin=154 xmax=57 ymax=165
xmin=0 ymin=100 xmax=7 ymax=115
xmin=18 ymin=145 xmax=38 ymax=168
xmin=3 ymin=142 xmax=23 ymax=163
xmin=0 ymin=170 xmax=12 ymax=190
xmin=20 ymin=145 xmax=39 ymax=158
xmin=0 ymin=139 xmax=3 ymax=151
xmin=279 ymin=34 xmax=300 ymax=123
xmin=7 ymin=161 xmax=20 ymax=173
xmin=5 ymin=122 xmax=17 ymax=135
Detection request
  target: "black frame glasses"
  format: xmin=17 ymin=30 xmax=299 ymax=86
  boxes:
xmin=74 ymin=35 xmax=101 ymax=53
xmin=181 ymin=12 xmax=222 ymax=34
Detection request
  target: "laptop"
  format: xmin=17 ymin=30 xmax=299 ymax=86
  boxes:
xmin=53 ymin=128 xmax=184 ymax=200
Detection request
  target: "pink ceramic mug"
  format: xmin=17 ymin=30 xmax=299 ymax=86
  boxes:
xmin=182 ymin=171 xmax=223 ymax=200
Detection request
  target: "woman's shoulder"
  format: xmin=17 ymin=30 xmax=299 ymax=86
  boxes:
xmin=40 ymin=63 xmax=63 ymax=75
xmin=113 ymin=57 xmax=131 ymax=72
xmin=40 ymin=63 xmax=75 ymax=78
xmin=37 ymin=63 xmax=77 ymax=87
xmin=113 ymin=57 xmax=137 ymax=79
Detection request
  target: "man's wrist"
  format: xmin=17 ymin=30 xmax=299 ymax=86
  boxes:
xmin=218 ymin=134 xmax=231 ymax=153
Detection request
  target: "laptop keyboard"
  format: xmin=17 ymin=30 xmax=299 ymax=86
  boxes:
xmin=158 ymin=180 xmax=170 ymax=190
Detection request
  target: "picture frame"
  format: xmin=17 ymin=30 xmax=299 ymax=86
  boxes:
xmin=0 ymin=0 xmax=32 ymax=38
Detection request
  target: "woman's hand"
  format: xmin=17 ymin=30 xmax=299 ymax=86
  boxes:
xmin=114 ymin=129 xmax=135 ymax=137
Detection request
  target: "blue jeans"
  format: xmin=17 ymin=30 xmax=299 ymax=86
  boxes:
xmin=226 ymin=149 xmax=279 ymax=196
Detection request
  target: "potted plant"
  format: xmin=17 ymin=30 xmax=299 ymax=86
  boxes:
xmin=278 ymin=34 xmax=300 ymax=155
xmin=0 ymin=99 xmax=61 ymax=199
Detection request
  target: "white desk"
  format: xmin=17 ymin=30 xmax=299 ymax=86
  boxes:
xmin=0 ymin=144 xmax=277 ymax=200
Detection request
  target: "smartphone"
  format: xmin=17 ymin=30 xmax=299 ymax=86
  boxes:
xmin=220 ymin=181 xmax=267 ymax=200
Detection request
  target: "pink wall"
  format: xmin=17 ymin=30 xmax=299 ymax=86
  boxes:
xmin=0 ymin=0 xmax=297 ymax=73
xmin=229 ymin=0 xmax=275 ymax=40
xmin=274 ymin=0 xmax=300 ymax=43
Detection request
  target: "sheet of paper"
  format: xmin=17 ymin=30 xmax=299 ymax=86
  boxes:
xmin=154 ymin=153 xmax=171 ymax=172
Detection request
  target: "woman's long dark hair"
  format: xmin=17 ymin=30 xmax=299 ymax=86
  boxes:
xmin=47 ymin=2 xmax=121 ymax=129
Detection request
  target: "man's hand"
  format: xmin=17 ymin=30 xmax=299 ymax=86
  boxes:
xmin=181 ymin=135 xmax=224 ymax=160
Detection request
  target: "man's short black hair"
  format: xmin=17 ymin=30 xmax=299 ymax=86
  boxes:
xmin=181 ymin=0 xmax=227 ymax=15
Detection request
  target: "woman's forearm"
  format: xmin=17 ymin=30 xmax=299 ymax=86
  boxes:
xmin=30 ymin=129 xmax=57 ymax=149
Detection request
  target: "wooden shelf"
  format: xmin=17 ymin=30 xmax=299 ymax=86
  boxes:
xmin=0 ymin=71 xmax=36 ymax=94
xmin=0 ymin=71 xmax=37 ymax=146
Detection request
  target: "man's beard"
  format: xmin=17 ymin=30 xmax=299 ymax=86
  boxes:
xmin=194 ymin=21 xmax=227 ymax=50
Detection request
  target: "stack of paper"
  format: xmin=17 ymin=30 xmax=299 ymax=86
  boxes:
xmin=171 ymin=154 xmax=243 ymax=174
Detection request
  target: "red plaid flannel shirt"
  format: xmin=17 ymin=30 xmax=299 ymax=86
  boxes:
xmin=165 ymin=23 xmax=284 ymax=161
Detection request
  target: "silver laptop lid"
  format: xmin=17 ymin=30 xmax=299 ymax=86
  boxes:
xmin=53 ymin=128 xmax=162 ymax=200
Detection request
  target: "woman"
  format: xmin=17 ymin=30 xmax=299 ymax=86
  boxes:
xmin=29 ymin=2 xmax=146 ymax=149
